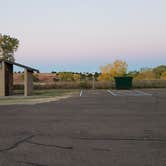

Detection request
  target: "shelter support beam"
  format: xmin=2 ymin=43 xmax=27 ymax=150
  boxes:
xmin=24 ymin=69 xmax=33 ymax=96
xmin=0 ymin=61 xmax=13 ymax=96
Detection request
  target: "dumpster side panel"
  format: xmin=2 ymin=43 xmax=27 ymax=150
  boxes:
xmin=115 ymin=77 xmax=133 ymax=89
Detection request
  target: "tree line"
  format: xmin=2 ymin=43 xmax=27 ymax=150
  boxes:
xmin=1 ymin=34 xmax=166 ymax=81
xmin=51 ymin=60 xmax=166 ymax=81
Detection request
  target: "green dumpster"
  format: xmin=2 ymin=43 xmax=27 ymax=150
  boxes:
xmin=114 ymin=77 xmax=133 ymax=89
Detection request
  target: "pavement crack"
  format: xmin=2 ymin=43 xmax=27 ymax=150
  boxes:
xmin=74 ymin=137 xmax=166 ymax=142
xmin=0 ymin=135 xmax=35 ymax=152
xmin=26 ymin=140 xmax=73 ymax=150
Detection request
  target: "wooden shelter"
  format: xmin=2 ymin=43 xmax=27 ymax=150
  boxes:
xmin=0 ymin=60 xmax=39 ymax=96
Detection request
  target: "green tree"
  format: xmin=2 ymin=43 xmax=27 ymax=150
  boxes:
xmin=0 ymin=34 xmax=19 ymax=62
xmin=94 ymin=72 xmax=100 ymax=80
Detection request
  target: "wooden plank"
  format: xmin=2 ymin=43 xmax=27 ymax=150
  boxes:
xmin=0 ymin=60 xmax=39 ymax=72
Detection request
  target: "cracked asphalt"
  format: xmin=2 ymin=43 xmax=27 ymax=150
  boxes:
xmin=0 ymin=89 xmax=166 ymax=166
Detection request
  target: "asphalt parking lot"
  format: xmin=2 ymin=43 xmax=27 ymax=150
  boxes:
xmin=0 ymin=89 xmax=166 ymax=166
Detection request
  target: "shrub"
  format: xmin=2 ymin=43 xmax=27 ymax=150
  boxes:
xmin=13 ymin=80 xmax=166 ymax=90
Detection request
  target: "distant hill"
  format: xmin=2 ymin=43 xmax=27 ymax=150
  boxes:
xmin=14 ymin=73 xmax=58 ymax=84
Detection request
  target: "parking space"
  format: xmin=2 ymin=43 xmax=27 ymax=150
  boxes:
xmin=0 ymin=89 xmax=166 ymax=165
xmin=107 ymin=89 xmax=152 ymax=96
xmin=80 ymin=89 xmax=110 ymax=97
xmin=80 ymin=89 xmax=153 ymax=97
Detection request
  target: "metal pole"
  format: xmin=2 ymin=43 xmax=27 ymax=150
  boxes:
xmin=92 ymin=73 xmax=95 ymax=89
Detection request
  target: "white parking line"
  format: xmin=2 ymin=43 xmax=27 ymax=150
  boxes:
xmin=80 ymin=90 xmax=83 ymax=97
xmin=107 ymin=89 xmax=152 ymax=97
xmin=134 ymin=90 xmax=152 ymax=96
xmin=107 ymin=90 xmax=117 ymax=96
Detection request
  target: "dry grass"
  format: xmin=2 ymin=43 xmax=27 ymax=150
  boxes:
xmin=0 ymin=89 xmax=78 ymax=105
xmin=13 ymin=80 xmax=166 ymax=90
xmin=133 ymin=80 xmax=166 ymax=88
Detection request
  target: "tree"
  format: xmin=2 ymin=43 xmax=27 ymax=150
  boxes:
xmin=127 ymin=70 xmax=139 ymax=78
xmin=153 ymin=65 xmax=166 ymax=79
xmin=99 ymin=60 xmax=128 ymax=81
xmin=94 ymin=72 xmax=100 ymax=80
xmin=58 ymin=72 xmax=73 ymax=81
xmin=73 ymin=73 xmax=81 ymax=81
xmin=160 ymin=71 xmax=166 ymax=80
xmin=98 ymin=73 xmax=112 ymax=81
xmin=135 ymin=70 xmax=156 ymax=80
xmin=87 ymin=73 xmax=93 ymax=80
xmin=0 ymin=34 xmax=19 ymax=62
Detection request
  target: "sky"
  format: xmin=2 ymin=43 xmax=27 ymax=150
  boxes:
xmin=0 ymin=0 xmax=166 ymax=72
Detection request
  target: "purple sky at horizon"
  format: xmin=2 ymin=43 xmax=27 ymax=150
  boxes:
xmin=0 ymin=0 xmax=166 ymax=72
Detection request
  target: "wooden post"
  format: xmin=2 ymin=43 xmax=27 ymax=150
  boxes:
xmin=5 ymin=62 xmax=13 ymax=96
xmin=0 ymin=61 xmax=13 ymax=96
xmin=0 ymin=61 xmax=5 ymax=96
xmin=24 ymin=69 xmax=33 ymax=96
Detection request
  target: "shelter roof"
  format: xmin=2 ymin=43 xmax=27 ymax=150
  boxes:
xmin=0 ymin=60 xmax=39 ymax=72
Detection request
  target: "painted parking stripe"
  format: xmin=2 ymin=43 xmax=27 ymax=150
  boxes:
xmin=107 ymin=90 xmax=117 ymax=96
xmin=107 ymin=90 xmax=152 ymax=96
xmin=80 ymin=90 xmax=83 ymax=97
xmin=134 ymin=90 xmax=152 ymax=96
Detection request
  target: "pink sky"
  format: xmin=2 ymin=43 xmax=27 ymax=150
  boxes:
xmin=1 ymin=0 xmax=166 ymax=72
